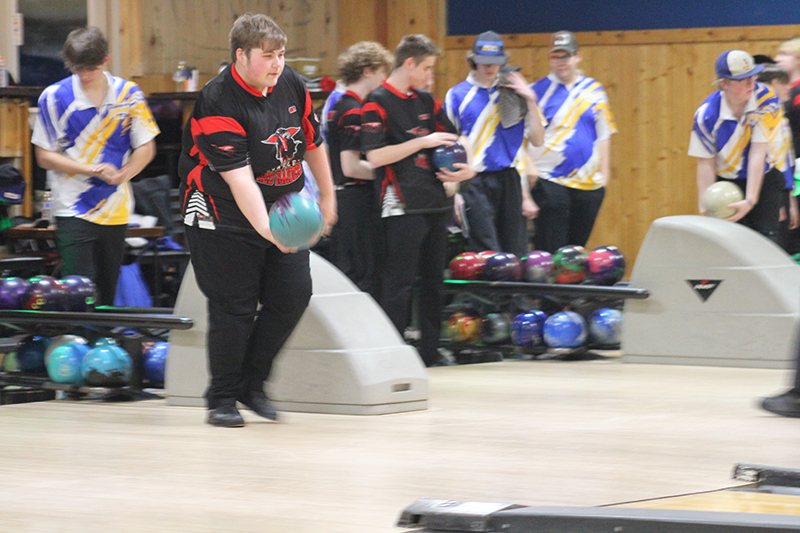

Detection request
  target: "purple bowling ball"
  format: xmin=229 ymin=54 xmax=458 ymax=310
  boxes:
xmin=22 ymin=276 xmax=68 ymax=311
xmin=524 ymin=251 xmax=554 ymax=283
xmin=483 ymin=252 xmax=522 ymax=281
xmin=0 ymin=277 xmax=30 ymax=309
xmin=60 ymin=275 xmax=97 ymax=312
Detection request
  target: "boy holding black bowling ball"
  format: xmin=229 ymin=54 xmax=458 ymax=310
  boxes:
xmin=361 ymin=34 xmax=475 ymax=367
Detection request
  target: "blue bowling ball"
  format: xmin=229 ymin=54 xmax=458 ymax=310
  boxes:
xmin=59 ymin=275 xmax=97 ymax=312
xmin=143 ymin=341 xmax=169 ymax=384
xmin=511 ymin=310 xmax=547 ymax=346
xmin=81 ymin=345 xmax=131 ymax=387
xmin=268 ymin=192 xmax=324 ymax=249
xmin=47 ymin=343 xmax=87 ymax=385
xmin=589 ymin=308 xmax=623 ymax=345
xmin=16 ymin=336 xmax=51 ymax=372
xmin=543 ymin=311 xmax=587 ymax=349
xmin=432 ymin=141 xmax=468 ymax=172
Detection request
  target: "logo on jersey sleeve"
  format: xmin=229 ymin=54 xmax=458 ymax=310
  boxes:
xmin=262 ymin=127 xmax=302 ymax=165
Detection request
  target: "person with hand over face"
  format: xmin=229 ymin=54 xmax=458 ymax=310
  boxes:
xmin=444 ymin=31 xmax=544 ymax=259
xmin=178 ymin=13 xmax=337 ymax=427
xmin=32 ymin=27 xmax=159 ymax=305
xmin=361 ymin=34 xmax=475 ymax=367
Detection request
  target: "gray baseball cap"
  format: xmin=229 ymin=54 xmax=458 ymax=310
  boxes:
xmin=550 ymin=31 xmax=578 ymax=55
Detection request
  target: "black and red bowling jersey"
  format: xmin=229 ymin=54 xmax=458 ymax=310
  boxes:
xmin=326 ymin=90 xmax=366 ymax=187
xmin=361 ymin=82 xmax=457 ymax=214
xmin=178 ymin=64 xmax=321 ymax=233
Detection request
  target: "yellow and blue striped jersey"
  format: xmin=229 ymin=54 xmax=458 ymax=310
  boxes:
xmin=528 ymin=74 xmax=616 ymax=191
xmin=689 ymin=82 xmax=783 ymax=181
xmin=32 ymin=71 xmax=159 ymax=225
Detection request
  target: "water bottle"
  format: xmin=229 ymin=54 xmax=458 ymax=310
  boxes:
xmin=41 ymin=191 xmax=55 ymax=226
xmin=0 ymin=57 xmax=8 ymax=88
xmin=173 ymin=61 xmax=187 ymax=92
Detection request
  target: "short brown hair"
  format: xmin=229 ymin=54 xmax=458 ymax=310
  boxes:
xmin=393 ymin=34 xmax=440 ymax=71
xmin=61 ymin=27 xmax=108 ymax=71
xmin=758 ymin=64 xmax=790 ymax=85
xmin=229 ymin=13 xmax=287 ymax=63
xmin=337 ymin=41 xmax=393 ymax=85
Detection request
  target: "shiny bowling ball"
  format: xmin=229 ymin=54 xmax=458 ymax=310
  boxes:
xmin=511 ymin=310 xmax=547 ymax=346
xmin=81 ymin=345 xmax=132 ymax=387
xmin=483 ymin=252 xmax=522 ymax=281
xmin=432 ymin=141 xmax=468 ymax=172
xmin=59 ymin=275 xmax=97 ymax=311
xmin=553 ymin=246 xmax=588 ymax=284
xmin=523 ymin=251 xmax=554 ymax=283
xmin=449 ymin=252 xmax=483 ymax=281
xmin=47 ymin=342 xmax=88 ymax=385
xmin=589 ymin=308 xmax=623 ymax=345
xmin=22 ymin=276 xmax=68 ymax=311
xmin=0 ymin=277 xmax=30 ymax=309
xmin=543 ymin=311 xmax=587 ymax=349
xmin=702 ymin=180 xmax=743 ymax=219
xmin=143 ymin=341 xmax=169 ymax=384
xmin=586 ymin=246 xmax=625 ymax=286
xmin=480 ymin=313 xmax=511 ymax=344
xmin=268 ymin=192 xmax=324 ymax=249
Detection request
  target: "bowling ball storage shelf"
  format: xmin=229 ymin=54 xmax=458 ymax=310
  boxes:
xmin=0 ymin=307 xmax=193 ymax=404
xmin=440 ymin=279 xmax=648 ymax=363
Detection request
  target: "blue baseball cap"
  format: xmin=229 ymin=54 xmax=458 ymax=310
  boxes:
xmin=715 ymin=50 xmax=764 ymax=80
xmin=472 ymin=31 xmax=507 ymax=65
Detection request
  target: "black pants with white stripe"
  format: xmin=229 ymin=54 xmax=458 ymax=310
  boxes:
xmin=185 ymin=225 xmax=312 ymax=409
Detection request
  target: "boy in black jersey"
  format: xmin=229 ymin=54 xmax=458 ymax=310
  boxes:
xmin=178 ymin=13 xmax=337 ymax=427
xmin=361 ymin=34 xmax=475 ymax=367
xmin=325 ymin=42 xmax=392 ymax=300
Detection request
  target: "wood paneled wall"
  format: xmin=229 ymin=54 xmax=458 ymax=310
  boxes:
xmin=445 ymin=26 xmax=800 ymax=274
xmin=111 ymin=0 xmax=800 ymax=273
xmin=119 ymin=0 xmax=337 ymax=87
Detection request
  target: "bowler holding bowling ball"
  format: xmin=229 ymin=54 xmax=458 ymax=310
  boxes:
xmin=690 ymin=50 xmax=786 ymax=241
xmin=178 ymin=14 xmax=337 ymax=427
xmin=361 ymin=34 xmax=475 ymax=367
xmin=444 ymin=30 xmax=545 ymax=259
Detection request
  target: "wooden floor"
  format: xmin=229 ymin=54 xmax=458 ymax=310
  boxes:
xmin=2 ymin=358 xmax=800 ymax=533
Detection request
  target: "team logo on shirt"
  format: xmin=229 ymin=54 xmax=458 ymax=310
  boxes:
xmin=289 ymin=106 xmax=297 ymax=114
xmin=262 ymin=127 xmax=302 ymax=165
xmin=407 ymin=127 xmax=429 ymax=137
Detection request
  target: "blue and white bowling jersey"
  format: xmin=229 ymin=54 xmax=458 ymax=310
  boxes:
xmin=320 ymin=80 xmax=346 ymax=146
xmin=32 ymin=71 xmax=159 ymax=224
xmin=688 ymin=82 xmax=783 ymax=180
xmin=528 ymin=74 xmax=616 ymax=191
xmin=445 ymin=72 xmax=543 ymax=173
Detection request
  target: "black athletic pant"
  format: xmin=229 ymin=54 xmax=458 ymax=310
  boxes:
xmin=56 ymin=217 xmax=127 ymax=306
xmin=327 ymin=185 xmax=382 ymax=300
xmin=381 ymin=211 xmax=449 ymax=366
xmin=462 ymin=168 xmax=528 ymax=258
xmin=185 ymin=225 xmax=312 ymax=409
xmin=531 ymin=179 xmax=605 ymax=254
xmin=728 ymin=169 xmax=784 ymax=244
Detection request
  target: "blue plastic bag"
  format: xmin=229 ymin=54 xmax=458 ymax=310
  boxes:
xmin=113 ymin=263 xmax=153 ymax=307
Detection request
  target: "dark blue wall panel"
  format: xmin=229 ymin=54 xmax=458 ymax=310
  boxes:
xmin=447 ymin=1 xmax=800 ymax=35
